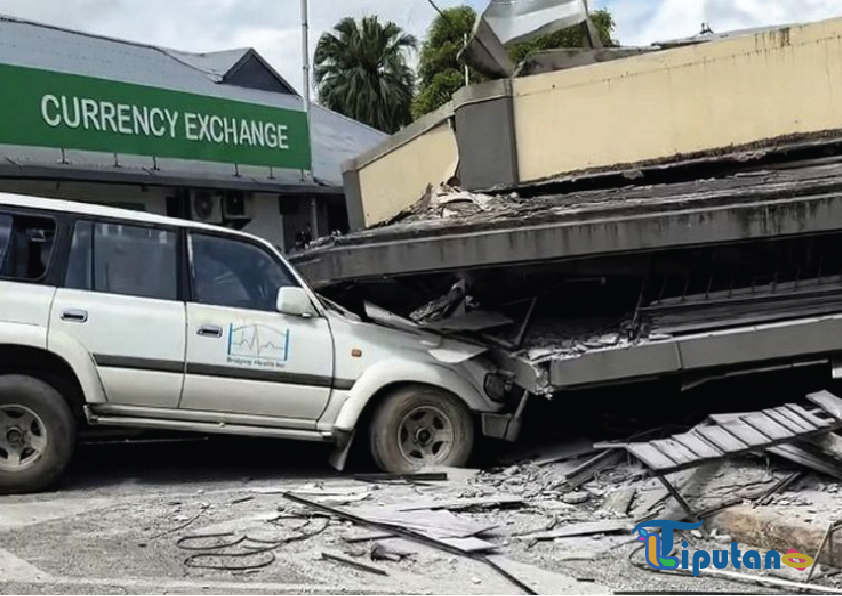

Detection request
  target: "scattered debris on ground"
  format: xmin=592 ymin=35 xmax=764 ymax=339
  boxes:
xmin=42 ymin=389 xmax=837 ymax=594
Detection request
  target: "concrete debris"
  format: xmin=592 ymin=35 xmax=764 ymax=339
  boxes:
xmin=321 ymin=549 xmax=389 ymax=576
xmin=601 ymin=488 xmax=636 ymax=516
xmin=518 ymin=520 xmax=634 ymax=541
xmin=369 ymin=541 xmax=410 ymax=561
xmin=27 ymin=425 xmax=842 ymax=594
xmin=384 ymin=184 xmax=522 ymax=227
xmin=410 ymin=279 xmax=468 ymax=323
xmin=562 ymin=491 xmax=590 ymax=505
xmin=53 ymin=396 xmax=842 ymax=593
xmin=397 ymin=496 xmax=526 ymax=512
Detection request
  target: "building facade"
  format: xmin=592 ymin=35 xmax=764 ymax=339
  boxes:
xmin=0 ymin=15 xmax=386 ymax=251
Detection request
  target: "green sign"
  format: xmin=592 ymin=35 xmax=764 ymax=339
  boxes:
xmin=0 ymin=63 xmax=311 ymax=170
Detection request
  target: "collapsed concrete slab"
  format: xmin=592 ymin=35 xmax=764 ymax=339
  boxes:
xmin=293 ymin=159 xmax=842 ymax=288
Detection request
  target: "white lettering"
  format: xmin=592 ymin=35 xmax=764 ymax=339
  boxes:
xmin=250 ymin=120 xmax=265 ymax=147
xmin=264 ymin=122 xmax=277 ymax=148
xmin=164 ymin=109 xmax=179 ymax=138
xmin=117 ymin=103 xmax=132 ymax=134
xmin=133 ymin=106 xmax=150 ymax=136
xmin=62 ymin=96 xmax=82 ymax=129
xmin=37 ymin=93 xmax=288 ymax=158
xmin=80 ymin=99 xmax=98 ymax=130
xmin=184 ymin=112 xmax=199 ymax=141
xmin=100 ymin=101 xmax=117 ymax=133
xmin=277 ymin=123 xmax=289 ymax=150
xmin=41 ymin=95 xmax=61 ymax=127
xmin=239 ymin=119 xmax=253 ymax=146
xmin=149 ymin=107 xmax=166 ymax=137
xmin=224 ymin=117 xmax=237 ymax=145
xmin=209 ymin=116 xmax=224 ymax=143
xmin=197 ymin=113 xmax=211 ymax=142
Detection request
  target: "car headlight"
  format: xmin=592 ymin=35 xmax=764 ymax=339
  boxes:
xmin=483 ymin=372 xmax=513 ymax=403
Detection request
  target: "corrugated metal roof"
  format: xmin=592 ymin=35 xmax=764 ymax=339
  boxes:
xmin=0 ymin=14 xmax=387 ymax=187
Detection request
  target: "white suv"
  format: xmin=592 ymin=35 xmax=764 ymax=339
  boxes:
xmin=0 ymin=194 xmax=523 ymax=493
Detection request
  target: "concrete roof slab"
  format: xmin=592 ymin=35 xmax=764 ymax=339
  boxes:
xmin=292 ymin=160 xmax=842 ymax=287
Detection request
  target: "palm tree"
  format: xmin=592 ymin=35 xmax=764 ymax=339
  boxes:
xmin=314 ymin=16 xmax=417 ymax=135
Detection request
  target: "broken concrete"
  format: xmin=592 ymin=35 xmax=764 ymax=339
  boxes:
xmin=293 ymin=160 xmax=842 ymax=287
xmin=710 ymin=505 xmax=842 ymax=568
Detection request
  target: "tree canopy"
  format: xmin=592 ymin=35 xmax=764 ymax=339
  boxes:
xmin=412 ymin=6 xmax=481 ymax=120
xmin=314 ymin=16 xmax=417 ymax=134
xmin=413 ymin=6 xmax=617 ymax=119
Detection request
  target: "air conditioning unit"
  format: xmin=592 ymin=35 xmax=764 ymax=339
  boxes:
xmin=221 ymin=191 xmax=254 ymax=220
xmin=190 ymin=189 xmax=222 ymax=223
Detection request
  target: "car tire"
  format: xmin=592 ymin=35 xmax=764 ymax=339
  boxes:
xmin=369 ymin=385 xmax=474 ymax=474
xmin=0 ymin=375 xmax=76 ymax=494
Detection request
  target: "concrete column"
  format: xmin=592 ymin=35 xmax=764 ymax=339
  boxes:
xmin=276 ymin=211 xmax=286 ymax=253
xmin=310 ymin=196 xmax=320 ymax=239
xmin=452 ymin=80 xmax=519 ymax=191
xmin=343 ymin=169 xmax=365 ymax=232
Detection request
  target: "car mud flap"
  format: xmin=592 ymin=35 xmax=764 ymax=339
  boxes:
xmin=482 ymin=391 xmax=530 ymax=442
xmin=328 ymin=429 xmax=355 ymax=472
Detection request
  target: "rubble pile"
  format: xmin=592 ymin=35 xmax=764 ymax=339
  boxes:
xmin=132 ymin=390 xmax=842 ymax=594
xmin=407 ymin=281 xmax=649 ymax=364
xmin=383 ymin=183 xmax=523 ymax=227
xmin=518 ymin=316 xmax=639 ymax=363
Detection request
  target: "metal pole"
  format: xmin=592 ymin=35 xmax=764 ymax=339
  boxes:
xmin=463 ymin=33 xmax=469 ymax=86
xmin=300 ymin=0 xmax=313 ymax=181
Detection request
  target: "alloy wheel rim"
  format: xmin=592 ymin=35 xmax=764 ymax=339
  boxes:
xmin=0 ymin=405 xmax=48 ymax=472
xmin=397 ymin=405 xmax=454 ymax=465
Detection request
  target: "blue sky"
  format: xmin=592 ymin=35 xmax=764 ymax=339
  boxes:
xmin=0 ymin=0 xmax=841 ymax=90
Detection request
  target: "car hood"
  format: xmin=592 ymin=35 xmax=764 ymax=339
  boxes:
xmin=327 ymin=301 xmax=490 ymax=365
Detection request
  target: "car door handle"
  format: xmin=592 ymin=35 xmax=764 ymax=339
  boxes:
xmin=61 ymin=309 xmax=88 ymax=323
xmin=197 ymin=325 xmax=223 ymax=338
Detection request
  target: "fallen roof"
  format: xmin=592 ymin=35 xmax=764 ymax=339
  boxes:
xmin=0 ymin=14 xmax=387 ymax=187
xmin=292 ymin=158 xmax=842 ymax=287
xmin=613 ymin=391 xmax=842 ymax=475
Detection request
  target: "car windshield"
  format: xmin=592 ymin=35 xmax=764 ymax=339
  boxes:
xmin=317 ymin=293 xmax=358 ymax=319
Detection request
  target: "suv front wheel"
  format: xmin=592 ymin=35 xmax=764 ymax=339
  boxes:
xmin=0 ymin=375 xmax=76 ymax=494
xmin=369 ymin=385 xmax=474 ymax=473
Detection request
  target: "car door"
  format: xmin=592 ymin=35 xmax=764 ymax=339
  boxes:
xmin=49 ymin=219 xmax=186 ymax=408
xmin=181 ymin=231 xmax=333 ymax=425
xmin=0 ymin=209 xmax=59 ymax=330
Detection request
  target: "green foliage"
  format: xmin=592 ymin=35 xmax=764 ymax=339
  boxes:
xmin=314 ymin=16 xmax=417 ymax=134
xmin=412 ymin=6 xmax=617 ymax=119
xmin=507 ymin=9 xmax=617 ymax=64
xmin=412 ymin=6 xmax=482 ymax=120
xmin=413 ymin=69 xmax=466 ymax=119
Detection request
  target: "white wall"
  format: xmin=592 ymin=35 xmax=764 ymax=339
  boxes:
xmin=0 ymin=180 xmax=302 ymax=252
xmin=0 ymin=180 xmax=170 ymax=214
xmin=243 ymin=194 xmax=284 ymax=250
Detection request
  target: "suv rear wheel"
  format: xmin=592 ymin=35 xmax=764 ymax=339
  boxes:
xmin=369 ymin=385 xmax=474 ymax=473
xmin=0 ymin=375 xmax=76 ymax=494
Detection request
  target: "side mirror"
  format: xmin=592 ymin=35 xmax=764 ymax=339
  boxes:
xmin=276 ymin=287 xmax=318 ymax=318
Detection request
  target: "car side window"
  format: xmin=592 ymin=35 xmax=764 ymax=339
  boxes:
xmin=190 ymin=233 xmax=298 ymax=313
xmin=0 ymin=212 xmax=56 ymax=282
xmin=65 ymin=220 xmax=178 ymax=301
